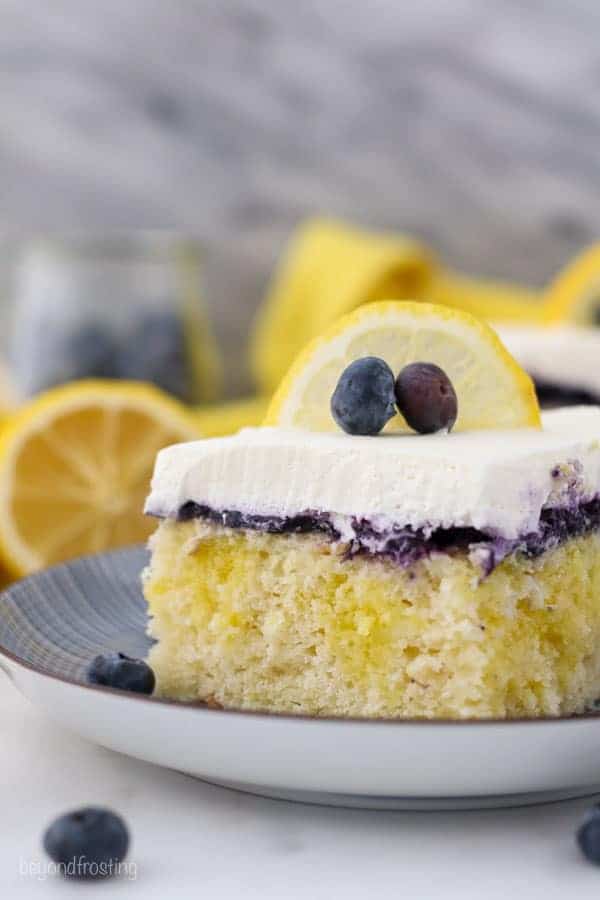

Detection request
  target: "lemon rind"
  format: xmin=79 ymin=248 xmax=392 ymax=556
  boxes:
xmin=0 ymin=380 xmax=201 ymax=578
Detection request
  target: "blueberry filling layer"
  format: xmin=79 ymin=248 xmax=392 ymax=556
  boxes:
xmin=533 ymin=378 xmax=600 ymax=409
xmin=176 ymin=498 xmax=600 ymax=575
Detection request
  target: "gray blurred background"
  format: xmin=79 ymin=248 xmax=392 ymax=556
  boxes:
xmin=1 ymin=0 xmax=600 ymax=392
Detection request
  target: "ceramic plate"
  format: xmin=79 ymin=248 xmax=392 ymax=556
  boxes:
xmin=2 ymin=546 xmax=600 ymax=811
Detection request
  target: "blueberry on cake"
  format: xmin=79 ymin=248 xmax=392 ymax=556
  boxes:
xmin=143 ymin=303 xmax=600 ymax=719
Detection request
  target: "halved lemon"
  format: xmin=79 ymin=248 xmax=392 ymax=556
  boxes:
xmin=0 ymin=380 xmax=200 ymax=578
xmin=265 ymin=301 xmax=541 ymax=432
xmin=543 ymin=244 xmax=600 ymax=325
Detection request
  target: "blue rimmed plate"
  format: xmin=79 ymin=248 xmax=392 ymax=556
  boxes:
xmin=1 ymin=546 xmax=600 ymax=811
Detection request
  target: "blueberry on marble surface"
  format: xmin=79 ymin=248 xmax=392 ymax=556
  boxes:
xmin=116 ymin=312 xmax=190 ymax=400
xmin=331 ymin=356 xmax=396 ymax=435
xmin=577 ymin=804 xmax=600 ymax=864
xmin=43 ymin=807 xmax=129 ymax=879
xmin=395 ymin=362 xmax=458 ymax=434
xmin=87 ymin=652 xmax=155 ymax=695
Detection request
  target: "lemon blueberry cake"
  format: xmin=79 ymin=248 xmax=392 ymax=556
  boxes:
xmin=143 ymin=302 xmax=600 ymax=719
xmin=498 ymin=324 xmax=600 ymax=408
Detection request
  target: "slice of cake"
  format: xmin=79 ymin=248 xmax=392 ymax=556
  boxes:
xmin=144 ymin=408 xmax=600 ymax=719
xmin=498 ymin=324 xmax=600 ymax=407
xmin=142 ymin=302 xmax=600 ymax=719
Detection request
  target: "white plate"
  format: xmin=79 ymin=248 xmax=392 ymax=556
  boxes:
xmin=2 ymin=546 xmax=600 ymax=810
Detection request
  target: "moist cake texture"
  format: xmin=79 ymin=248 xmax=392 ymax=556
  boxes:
xmin=143 ymin=407 xmax=600 ymax=719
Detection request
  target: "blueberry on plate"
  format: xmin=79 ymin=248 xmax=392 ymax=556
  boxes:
xmin=116 ymin=312 xmax=190 ymax=400
xmin=87 ymin=652 xmax=155 ymax=695
xmin=395 ymin=362 xmax=458 ymax=434
xmin=577 ymin=804 xmax=600 ymax=864
xmin=331 ymin=356 xmax=396 ymax=435
xmin=43 ymin=807 xmax=129 ymax=879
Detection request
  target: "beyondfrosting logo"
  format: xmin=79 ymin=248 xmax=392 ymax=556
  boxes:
xmin=19 ymin=855 xmax=138 ymax=881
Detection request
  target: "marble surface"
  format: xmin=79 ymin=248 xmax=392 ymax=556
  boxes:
xmin=2 ymin=1 xmax=600 ymax=392
xmin=3 ymin=681 xmax=600 ymax=898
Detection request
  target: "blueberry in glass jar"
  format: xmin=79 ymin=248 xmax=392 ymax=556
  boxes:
xmin=29 ymin=322 xmax=117 ymax=393
xmin=116 ymin=313 xmax=190 ymax=401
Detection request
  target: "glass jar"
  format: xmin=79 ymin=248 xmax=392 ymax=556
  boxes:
xmin=9 ymin=233 xmax=221 ymax=404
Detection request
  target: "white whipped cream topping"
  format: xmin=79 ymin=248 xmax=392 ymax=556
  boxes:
xmin=145 ymin=407 xmax=600 ymax=540
xmin=497 ymin=325 xmax=600 ymax=396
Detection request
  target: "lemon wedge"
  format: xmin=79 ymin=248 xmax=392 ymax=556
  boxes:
xmin=543 ymin=244 xmax=600 ymax=325
xmin=0 ymin=380 xmax=200 ymax=578
xmin=265 ymin=301 xmax=541 ymax=433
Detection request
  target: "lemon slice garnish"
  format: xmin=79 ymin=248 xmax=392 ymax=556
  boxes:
xmin=0 ymin=380 xmax=200 ymax=577
xmin=265 ymin=301 xmax=541 ymax=433
xmin=250 ymin=217 xmax=544 ymax=394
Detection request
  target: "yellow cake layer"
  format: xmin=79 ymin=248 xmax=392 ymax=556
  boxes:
xmin=144 ymin=519 xmax=600 ymax=719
